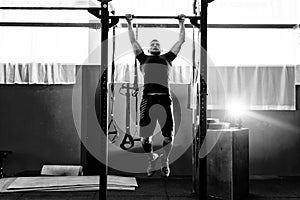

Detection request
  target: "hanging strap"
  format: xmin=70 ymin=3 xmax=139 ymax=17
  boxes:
xmin=132 ymin=24 xmax=139 ymax=137
xmin=120 ymin=24 xmax=141 ymax=150
xmin=188 ymin=26 xmax=197 ymax=109
xmin=108 ymin=9 xmax=119 ymax=143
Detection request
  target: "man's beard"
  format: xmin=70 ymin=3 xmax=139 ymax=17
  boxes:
xmin=150 ymin=51 xmax=161 ymax=56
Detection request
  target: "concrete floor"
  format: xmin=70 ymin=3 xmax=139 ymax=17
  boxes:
xmin=0 ymin=176 xmax=299 ymax=200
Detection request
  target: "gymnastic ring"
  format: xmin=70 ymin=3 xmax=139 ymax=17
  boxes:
xmin=120 ymin=134 xmax=135 ymax=150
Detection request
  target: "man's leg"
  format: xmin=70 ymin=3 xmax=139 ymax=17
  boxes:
xmin=141 ymin=136 xmax=155 ymax=160
xmin=160 ymin=136 xmax=174 ymax=177
xmin=159 ymin=97 xmax=175 ymax=177
xmin=139 ymin=97 xmax=159 ymax=176
xmin=141 ymin=137 xmax=159 ymax=177
xmin=162 ymin=136 xmax=174 ymax=160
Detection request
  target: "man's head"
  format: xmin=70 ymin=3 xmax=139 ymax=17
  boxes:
xmin=148 ymin=39 xmax=161 ymax=55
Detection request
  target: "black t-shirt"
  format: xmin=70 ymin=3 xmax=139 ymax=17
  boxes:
xmin=136 ymin=51 xmax=177 ymax=94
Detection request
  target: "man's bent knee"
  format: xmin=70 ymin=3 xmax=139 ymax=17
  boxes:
xmin=163 ymin=136 xmax=174 ymax=146
xmin=142 ymin=137 xmax=153 ymax=152
xmin=142 ymin=137 xmax=152 ymax=144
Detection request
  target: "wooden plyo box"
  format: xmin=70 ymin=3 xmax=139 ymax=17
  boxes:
xmin=206 ymin=128 xmax=249 ymax=200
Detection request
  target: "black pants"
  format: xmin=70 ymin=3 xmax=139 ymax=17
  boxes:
xmin=139 ymin=95 xmax=174 ymax=138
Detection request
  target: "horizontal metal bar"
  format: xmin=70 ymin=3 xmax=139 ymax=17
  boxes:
xmin=121 ymin=23 xmax=193 ymax=28
xmin=0 ymin=22 xmax=191 ymax=29
xmin=113 ymin=15 xmax=200 ymax=19
xmin=122 ymin=23 xmax=299 ymax=29
xmin=210 ymin=24 xmax=298 ymax=29
xmin=0 ymin=6 xmax=100 ymax=10
xmin=0 ymin=22 xmax=297 ymax=29
xmin=0 ymin=22 xmax=100 ymax=29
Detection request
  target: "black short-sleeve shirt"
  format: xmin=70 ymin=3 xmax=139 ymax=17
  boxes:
xmin=136 ymin=51 xmax=177 ymax=94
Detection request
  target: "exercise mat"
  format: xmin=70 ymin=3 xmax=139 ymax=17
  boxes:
xmin=0 ymin=175 xmax=137 ymax=192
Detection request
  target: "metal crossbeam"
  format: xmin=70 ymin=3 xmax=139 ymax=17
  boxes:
xmin=0 ymin=6 xmax=99 ymax=10
xmin=208 ymin=24 xmax=299 ymax=29
xmin=0 ymin=22 xmax=100 ymax=29
xmin=0 ymin=22 xmax=297 ymax=29
xmin=112 ymin=15 xmax=200 ymax=19
xmin=121 ymin=23 xmax=299 ymax=29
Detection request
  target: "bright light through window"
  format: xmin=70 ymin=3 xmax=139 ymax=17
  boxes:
xmin=226 ymin=100 xmax=247 ymax=117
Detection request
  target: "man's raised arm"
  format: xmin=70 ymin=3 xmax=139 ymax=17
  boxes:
xmin=126 ymin=14 xmax=143 ymax=56
xmin=170 ymin=14 xmax=186 ymax=55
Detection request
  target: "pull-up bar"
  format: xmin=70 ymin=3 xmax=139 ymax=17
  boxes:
xmin=0 ymin=22 xmax=100 ymax=29
xmin=121 ymin=23 xmax=299 ymax=29
xmin=0 ymin=22 xmax=297 ymax=29
xmin=112 ymin=15 xmax=200 ymax=20
xmin=0 ymin=6 xmax=98 ymax=10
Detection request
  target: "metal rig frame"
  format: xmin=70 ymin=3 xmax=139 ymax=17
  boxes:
xmin=0 ymin=0 xmax=208 ymax=199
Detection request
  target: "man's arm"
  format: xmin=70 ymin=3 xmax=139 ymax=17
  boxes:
xmin=126 ymin=14 xmax=143 ymax=56
xmin=170 ymin=15 xmax=186 ymax=55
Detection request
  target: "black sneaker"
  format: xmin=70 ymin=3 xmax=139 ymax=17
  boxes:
xmin=160 ymin=154 xmax=170 ymax=177
xmin=146 ymin=153 xmax=159 ymax=177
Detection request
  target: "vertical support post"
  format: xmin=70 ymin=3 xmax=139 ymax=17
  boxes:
xmin=199 ymin=0 xmax=208 ymax=199
xmin=99 ymin=1 xmax=109 ymax=200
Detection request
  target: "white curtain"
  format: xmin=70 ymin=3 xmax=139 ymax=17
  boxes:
xmin=295 ymin=27 xmax=300 ymax=84
xmin=0 ymin=63 xmax=76 ymax=84
xmin=296 ymin=65 xmax=300 ymax=85
xmin=112 ymin=64 xmax=296 ymax=110
xmin=207 ymin=66 xmax=296 ymax=110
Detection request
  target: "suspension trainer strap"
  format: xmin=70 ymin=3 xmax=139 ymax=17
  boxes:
xmin=120 ymin=24 xmax=141 ymax=150
xmin=108 ymin=10 xmax=119 ymax=143
xmin=120 ymin=83 xmax=135 ymax=150
xmin=133 ymin=24 xmax=139 ymax=136
xmin=188 ymin=26 xmax=197 ymax=110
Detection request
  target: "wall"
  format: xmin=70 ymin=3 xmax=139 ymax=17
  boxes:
xmin=209 ymin=86 xmax=300 ymax=176
xmin=246 ymin=110 xmax=300 ymax=176
xmin=1 ymin=65 xmax=300 ymax=176
xmin=80 ymin=66 xmax=300 ymax=176
xmin=0 ymin=83 xmax=81 ymax=176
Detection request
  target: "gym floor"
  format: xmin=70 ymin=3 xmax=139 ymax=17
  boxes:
xmin=0 ymin=176 xmax=300 ymax=200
